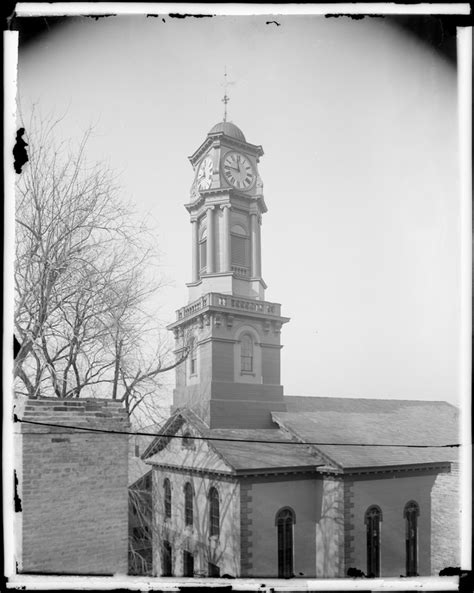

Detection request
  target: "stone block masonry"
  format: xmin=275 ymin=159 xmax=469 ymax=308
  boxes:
xmin=17 ymin=397 xmax=130 ymax=575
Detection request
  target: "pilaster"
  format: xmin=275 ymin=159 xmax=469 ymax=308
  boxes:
xmin=221 ymin=204 xmax=231 ymax=273
xmin=206 ymin=206 xmax=215 ymax=274
xmin=191 ymin=218 xmax=199 ymax=282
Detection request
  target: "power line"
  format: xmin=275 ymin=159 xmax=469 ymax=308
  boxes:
xmin=15 ymin=417 xmax=460 ymax=448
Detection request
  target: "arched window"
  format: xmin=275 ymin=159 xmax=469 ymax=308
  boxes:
xmin=189 ymin=338 xmax=197 ymax=376
xmin=231 ymin=224 xmax=249 ymax=275
xmin=365 ymin=505 xmax=382 ymax=577
xmin=276 ymin=507 xmax=295 ymax=578
xmin=162 ymin=540 xmax=172 ymax=576
xmin=404 ymin=501 xmax=419 ymax=576
xmin=209 ymin=487 xmax=220 ymax=536
xmin=164 ymin=478 xmax=171 ymax=519
xmin=184 ymin=482 xmax=193 ymax=527
xmin=241 ymin=334 xmax=254 ymax=373
xmin=199 ymin=226 xmax=207 ymax=273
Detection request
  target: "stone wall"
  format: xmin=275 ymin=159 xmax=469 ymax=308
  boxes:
xmin=431 ymin=462 xmax=461 ymax=574
xmin=17 ymin=397 xmax=130 ymax=575
xmin=316 ymin=475 xmax=345 ymax=577
xmin=151 ymin=466 xmax=240 ymax=577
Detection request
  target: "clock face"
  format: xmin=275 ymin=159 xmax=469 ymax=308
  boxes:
xmin=196 ymin=156 xmax=213 ymax=190
xmin=223 ymin=152 xmax=255 ymax=190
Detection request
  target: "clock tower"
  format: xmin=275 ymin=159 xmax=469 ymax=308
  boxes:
xmin=168 ymin=121 xmax=289 ymax=428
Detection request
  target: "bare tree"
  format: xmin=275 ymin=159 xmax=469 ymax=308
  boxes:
xmin=14 ymin=113 xmax=189 ymax=417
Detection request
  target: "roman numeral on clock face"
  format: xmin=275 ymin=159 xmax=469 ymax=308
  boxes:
xmin=222 ymin=152 xmax=255 ymax=190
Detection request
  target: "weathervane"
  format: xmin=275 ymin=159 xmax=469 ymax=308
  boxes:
xmin=221 ymin=66 xmax=234 ymax=122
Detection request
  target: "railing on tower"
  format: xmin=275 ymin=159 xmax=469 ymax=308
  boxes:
xmin=231 ymin=265 xmax=249 ymax=277
xmin=176 ymin=293 xmax=281 ymax=320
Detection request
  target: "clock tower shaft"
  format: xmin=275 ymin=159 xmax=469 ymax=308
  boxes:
xmin=168 ymin=121 xmax=289 ymax=429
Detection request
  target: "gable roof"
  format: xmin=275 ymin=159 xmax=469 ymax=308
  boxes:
xmin=274 ymin=397 xmax=459 ymax=470
xmin=142 ymin=408 xmax=324 ymax=474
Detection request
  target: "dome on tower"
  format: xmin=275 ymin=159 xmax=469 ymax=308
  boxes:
xmin=208 ymin=121 xmax=246 ymax=142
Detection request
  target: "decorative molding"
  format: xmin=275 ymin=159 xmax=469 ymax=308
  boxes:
xmin=149 ymin=462 xmax=237 ymax=482
xmin=318 ymin=462 xmax=452 ymax=478
xmin=259 ymin=342 xmax=283 ymax=350
xmin=199 ymin=336 xmax=237 ymax=346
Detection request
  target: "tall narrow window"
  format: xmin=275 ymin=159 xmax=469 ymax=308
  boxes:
xmin=404 ymin=501 xmax=419 ymax=576
xmin=164 ymin=478 xmax=171 ymax=520
xmin=276 ymin=507 xmax=295 ymax=578
xmin=241 ymin=334 xmax=254 ymax=373
xmin=183 ymin=551 xmax=194 ymax=577
xmin=162 ymin=540 xmax=172 ymax=576
xmin=365 ymin=505 xmax=382 ymax=577
xmin=189 ymin=339 xmax=197 ymax=376
xmin=184 ymin=482 xmax=193 ymax=527
xmin=209 ymin=487 xmax=220 ymax=536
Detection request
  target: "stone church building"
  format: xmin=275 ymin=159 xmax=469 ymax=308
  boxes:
xmin=142 ymin=121 xmax=460 ymax=579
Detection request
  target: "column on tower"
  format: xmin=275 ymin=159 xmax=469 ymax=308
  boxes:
xmin=206 ymin=206 xmax=215 ymax=274
xmin=250 ymin=212 xmax=261 ymax=278
xmin=221 ymin=204 xmax=231 ymax=273
xmin=191 ymin=218 xmax=199 ymax=282
xmin=256 ymin=214 xmax=262 ymax=277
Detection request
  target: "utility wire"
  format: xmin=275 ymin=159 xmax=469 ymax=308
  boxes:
xmin=15 ymin=417 xmax=460 ymax=448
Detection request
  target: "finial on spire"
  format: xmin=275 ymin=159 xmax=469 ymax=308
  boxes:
xmin=221 ymin=66 xmax=234 ymax=123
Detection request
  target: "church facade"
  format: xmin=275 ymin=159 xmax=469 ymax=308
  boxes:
xmin=142 ymin=121 xmax=460 ymax=579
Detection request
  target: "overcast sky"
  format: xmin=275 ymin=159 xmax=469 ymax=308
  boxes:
xmin=16 ymin=13 xmax=462 ymax=405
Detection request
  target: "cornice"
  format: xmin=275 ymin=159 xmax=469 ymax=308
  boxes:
xmin=147 ymin=461 xmax=321 ymax=480
xmin=189 ymin=134 xmax=264 ymax=167
xmin=185 ymin=188 xmax=267 ymax=216
xmin=168 ymin=305 xmax=290 ymax=332
xmin=335 ymin=461 xmax=453 ymax=478
xmin=147 ymin=461 xmax=237 ymax=481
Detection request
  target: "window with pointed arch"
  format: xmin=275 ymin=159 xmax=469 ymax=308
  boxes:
xmin=163 ymin=478 xmax=171 ymax=520
xmin=209 ymin=487 xmax=220 ymax=537
xmin=189 ymin=338 xmax=197 ymax=376
xmin=240 ymin=334 xmax=254 ymax=373
xmin=404 ymin=501 xmax=419 ymax=576
xmin=184 ymin=482 xmax=193 ymax=527
xmin=276 ymin=507 xmax=295 ymax=578
xmin=365 ymin=505 xmax=382 ymax=577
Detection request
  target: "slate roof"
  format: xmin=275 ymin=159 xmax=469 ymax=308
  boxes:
xmin=143 ymin=408 xmax=324 ymax=474
xmin=275 ymin=396 xmax=459 ymax=470
xmin=209 ymin=428 xmax=322 ymax=472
